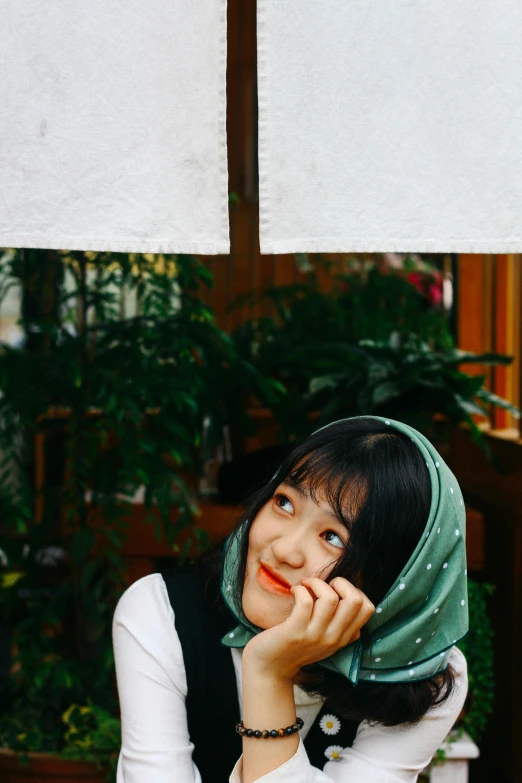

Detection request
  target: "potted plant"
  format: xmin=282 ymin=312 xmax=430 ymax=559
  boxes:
xmin=0 ymin=248 xmax=284 ymax=780
xmin=229 ymin=257 xmax=518 ymax=451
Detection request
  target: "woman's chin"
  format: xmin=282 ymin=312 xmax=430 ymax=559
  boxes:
xmin=242 ymin=594 xmax=293 ymax=629
xmin=242 ymin=602 xmax=271 ymax=629
xmin=245 ymin=614 xmax=270 ymax=629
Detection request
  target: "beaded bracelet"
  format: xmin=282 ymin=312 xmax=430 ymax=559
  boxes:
xmin=236 ymin=717 xmax=304 ymax=738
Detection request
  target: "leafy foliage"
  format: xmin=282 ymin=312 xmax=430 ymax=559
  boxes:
xmin=457 ymin=581 xmax=495 ymax=742
xmin=429 ymin=580 xmax=495 ymax=772
xmin=230 ymin=260 xmax=518 ymax=445
xmin=0 ymin=248 xmax=284 ymax=773
xmin=0 ymin=252 xmax=502 ymax=775
xmin=60 ymin=702 xmax=121 ymax=781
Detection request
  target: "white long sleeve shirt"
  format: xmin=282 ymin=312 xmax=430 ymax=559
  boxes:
xmin=112 ymin=573 xmax=468 ymax=783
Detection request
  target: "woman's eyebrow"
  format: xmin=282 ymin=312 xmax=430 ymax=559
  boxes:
xmin=279 ymin=480 xmax=341 ymax=522
xmin=279 ymin=479 xmax=308 ymax=498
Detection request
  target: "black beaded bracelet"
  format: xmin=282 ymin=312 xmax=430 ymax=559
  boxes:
xmin=236 ymin=717 xmax=304 ymax=739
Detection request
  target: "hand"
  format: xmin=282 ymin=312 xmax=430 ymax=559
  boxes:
xmin=242 ymin=576 xmax=375 ymax=682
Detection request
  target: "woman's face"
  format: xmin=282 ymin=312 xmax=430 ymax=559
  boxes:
xmin=242 ymin=480 xmax=349 ymax=629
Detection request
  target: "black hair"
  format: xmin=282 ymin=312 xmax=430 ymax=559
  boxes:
xmin=199 ymin=416 xmax=456 ymax=727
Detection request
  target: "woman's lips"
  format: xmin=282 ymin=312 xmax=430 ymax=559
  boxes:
xmin=256 ymin=564 xmax=293 ymax=595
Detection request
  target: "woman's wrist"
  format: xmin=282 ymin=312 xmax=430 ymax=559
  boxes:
xmin=237 ymin=716 xmax=304 ymax=739
xmin=241 ymin=656 xmax=300 ymax=783
xmin=242 ymin=647 xmax=298 ymax=684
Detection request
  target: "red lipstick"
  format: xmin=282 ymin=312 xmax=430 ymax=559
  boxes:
xmin=257 ymin=563 xmax=292 ymax=595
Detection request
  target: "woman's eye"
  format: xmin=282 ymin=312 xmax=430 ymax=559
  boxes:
xmin=322 ymin=530 xmax=346 ymax=549
xmin=274 ymin=494 xmax=294 ymax=513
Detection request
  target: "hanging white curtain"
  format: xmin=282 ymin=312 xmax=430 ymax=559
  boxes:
xmin=0 ymin=0 xmax=229 ymax=254
xmin=257 ymin=0 xmax=522 ymax=254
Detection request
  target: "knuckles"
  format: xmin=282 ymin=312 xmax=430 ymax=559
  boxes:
xmin=257 ymin=576 xmax=376 ymax=674
xmin=351 ymin=594 xmax=365 ymax=610
xmin=361 ymin=597 xmax=375 ymax=617
xmin=328 ymin=577 xmax=375 ymax=618
xmin=289 ymin=578 xmax=374 ymax=656
xmin=298 ymin=587 xmax=314 ymax=601
xmin=322 ymin=593 xmax=340 ymax=607
xmin=329 ymin=576 xmax=352 ymax=590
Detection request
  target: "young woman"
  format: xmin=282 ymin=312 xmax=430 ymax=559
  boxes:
xmin=113 ymin=415 xmax=468 ymax=783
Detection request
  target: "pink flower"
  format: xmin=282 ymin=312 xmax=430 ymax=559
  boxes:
xmin=428 ymin=282 xmax=443 ymax=307
xmin=406 ymin=272 xmax=423 ymax=293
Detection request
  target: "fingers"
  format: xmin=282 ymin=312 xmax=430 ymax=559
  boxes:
xmin=286 ymin=575 xmax=375 ymax=659
xmin=285 ymin=584 xmax=315 ymax=633
xmin=300 ymin=577 xmax=340 ymax=638
xmin=330 ymin=576 xmax=375 ymax=619
xmin=327 ymin=576 xmax=375 ymax=647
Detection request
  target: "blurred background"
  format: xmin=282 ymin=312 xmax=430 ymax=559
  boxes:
xmin=0 ymin=2 xmax=521 ymax=782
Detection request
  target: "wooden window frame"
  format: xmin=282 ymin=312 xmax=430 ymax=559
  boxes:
xmin=457 ymin=255 xmax=522 ymax=437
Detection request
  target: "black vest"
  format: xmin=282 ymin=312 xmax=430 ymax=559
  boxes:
xmin=162 ymin=566 xmax=359 ymax=783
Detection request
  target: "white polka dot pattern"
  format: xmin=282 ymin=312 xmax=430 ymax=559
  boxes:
xmin=221 ymin=415 xmax=469 ymax=686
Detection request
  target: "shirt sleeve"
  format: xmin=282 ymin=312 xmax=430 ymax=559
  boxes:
xmin=229 ymin=646 xmax=468 ymax=783
xmin=112 ymin=573 xmax=202 ymax=783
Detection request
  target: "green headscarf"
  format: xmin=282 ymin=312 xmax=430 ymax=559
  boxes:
xmin=220 ymin=416 xmax=468 ymax=685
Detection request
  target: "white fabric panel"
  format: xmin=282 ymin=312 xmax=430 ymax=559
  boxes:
xmin=257 ymin=0 xmax=522 ymax=254
xmin=0 ymin=0 xmax=229 ymax=254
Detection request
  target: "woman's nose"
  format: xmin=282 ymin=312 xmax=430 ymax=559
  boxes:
xmin=271 ymin=531 xmax=307 ymax=569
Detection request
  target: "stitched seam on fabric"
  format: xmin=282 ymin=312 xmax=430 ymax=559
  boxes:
xmin=257 ymin=0 xmax=272 ymax=253
xmin=0 ymin=235 xmax=230 ymax=253
xmin=218 ymin=0 xmax=230 ymax=250
xmin=359 ymin=664 xmax=451 ymax=684
xmin=260 ymin=239 xmax=522 ymax=253
xmin=359 ymin=643 xmax=462 ymax=671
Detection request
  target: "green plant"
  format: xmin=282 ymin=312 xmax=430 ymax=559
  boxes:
xmin=427 ymin=579 xmax=495 ymax=773
xmin=457 ymin=581 xmax=495 ymax=743
xmin=0 ymin=248 xmax=284 ymax=775
xmin=230 ymin=258 xmax=518 ymax=445
xmin=61 ymin=702 xmax=121 ymax=780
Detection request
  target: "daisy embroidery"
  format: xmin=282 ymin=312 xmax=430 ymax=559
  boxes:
xmin=319 ymin=714 xmax=341 ymax=735
xmin=325 ymin=745 xmax=344 ymax=762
